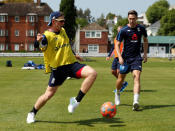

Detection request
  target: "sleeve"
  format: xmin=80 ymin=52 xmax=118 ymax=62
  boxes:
xmin=39 ymin=34 xmax=48 ymax=51
xmin=34 ymin=40 xmax=39 ymax=48
xmin=108 ymin=44 xmax=114 ymax=57
xmin=117 ymin=30 xmax=124 ymax=42
xmin=142 ymin=26 xmax=148 ymax=38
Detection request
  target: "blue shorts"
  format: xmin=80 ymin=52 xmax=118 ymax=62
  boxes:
xmin=48 ymin=62 xmax=86 ymax=87
xmin=122 ymin=56 xmax=143 ymax=74
xmin=111 ymin=57 xmax=120 ymax=70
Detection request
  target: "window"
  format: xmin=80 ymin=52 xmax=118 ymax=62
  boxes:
xmin=6 ymin=30 xmax=8 ymax=36
xmin=14 ymin=44 xmax=19 ymax=51
xmin=29 ymin=16 xmax=35 ymax=22
xmin=15 ymin=30 xmax=19 ymax=36
xmin=0 ymin=29 xmax=5 ymax=36
xmin=6 ymin=44 xmax=8 ymax=50
xmin=44 ymin=16 xmax=49 ymax=22
xmin=85 ymin=31 xmax=90 ymax=38
xmin=26 ymin=30 xmax=34 ymax=36
xmin=0 ymin=44 xmax=5 ymax=51
xmin=29 ymin=44 xmax=34 ymax=51
xmin=96 ymin=31 xmax=101 ymax=38
xmin=0 ymin=15 xmax=5 ymax=22
xmin=88 ymin=44 xmax=99 ymax=53
xmin=85 ymin=31 xmax=101 ymax=38
xmin=15 ymin=16 xmax=20 ymax=22
xmin=91 ymin=31 xmax=95 ymax=38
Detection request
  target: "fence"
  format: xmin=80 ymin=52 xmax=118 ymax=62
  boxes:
xmin=0 ymin=52 xmax=175 ymax=58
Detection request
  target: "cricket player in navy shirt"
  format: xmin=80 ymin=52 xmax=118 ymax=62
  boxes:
xmin=115 ymin=10 xmax=148 ymax=111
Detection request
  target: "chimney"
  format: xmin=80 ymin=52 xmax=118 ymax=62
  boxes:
xmin=37 ymin=0 xmax=41 ymax=6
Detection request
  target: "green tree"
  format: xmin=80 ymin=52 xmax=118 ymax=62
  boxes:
xmin=158 ymin=9 xmax=175 ymax=36
xmin=76 ymin=8 xmax=92 ymax=27
xmin=60 ymin=0 xmax=77 ymax=42
xmin=146 ymin=0 xmax=169 ymax=24
xmin=113 ymin=18 xmax=128 ymax=38
xmin=106 ymin=12 xmax=115 ymax=20
xmin=3 ymin=0 xmax=33 ymax=2
xmin=76 ymin=18 xmax=88 ymax=28
xmin=76 ymin=8 xmax=84 ymax=18
xmin=84 ymin=8 xmax=92 ymax=22
xmin=96 ymin=13 xmax=106 ymax=27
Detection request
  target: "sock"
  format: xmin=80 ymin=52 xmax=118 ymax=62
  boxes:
xmin=30 ymin=106 xmax=38 ymax=115
xmin=134 ymin=93 xmax=139 ymax=103
xmin=75 ymin=90 xmax=85 ymax=102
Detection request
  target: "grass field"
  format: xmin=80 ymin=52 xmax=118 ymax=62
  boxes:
xmin=0 ymin=57 xmax=175 ymax=131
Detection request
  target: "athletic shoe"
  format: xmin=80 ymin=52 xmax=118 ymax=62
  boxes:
xmin=26 ymin=112 xmax=35 ymax=124
xmin=115 ymin=92 xmax=120 ymax=105
xmin=132 ymin=102 xmax=139 ymax=111
xmin=120 ymin=81 xmax=128 ymax=92
xmin=67 ymin=77 xmax=71 ymax=80
xmin=68 ymin=97 xmax=80 ymax=113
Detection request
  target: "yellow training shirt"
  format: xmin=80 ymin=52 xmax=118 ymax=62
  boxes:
xmin=41 ymin=28 xmax=77 ymax=73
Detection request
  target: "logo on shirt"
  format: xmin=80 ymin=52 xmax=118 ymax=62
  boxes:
xmin=137 ymin=27 xmax=140 ymax=32
xmin=55 ymin=43 xmax=70 ymax=51
xmin=131 ymin=33 xmax=138 ymax=42
xmin=132 ymin=34 xmax=138 ymax=40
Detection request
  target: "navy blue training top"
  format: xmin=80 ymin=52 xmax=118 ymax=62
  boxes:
xmin=117 ymin=24 xmax=147 ymax=59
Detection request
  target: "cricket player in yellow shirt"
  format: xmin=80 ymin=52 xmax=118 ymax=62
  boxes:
xmin=26 ymin=11 xmax=97 ymax=124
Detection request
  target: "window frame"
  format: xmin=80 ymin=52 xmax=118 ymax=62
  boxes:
xmin=15 ymin=30 xmax=19 ymax=36
xmin=88 ymin=44 xmax=99 ymax=53
xmin=14 ymin=44 xmax=19 ymax=51
xmin=85 ymin=31 xmax=101 ymax=38
xmin=0 ymin=43 xmax=5 ymax=51
xmin=15 ymin=16 xmax=20 ymax=22
xmin=0 ymin=15 xmax=5 ymax=22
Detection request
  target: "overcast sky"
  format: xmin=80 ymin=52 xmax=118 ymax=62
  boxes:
xmin=36 ymin=0 xmax=175 ymax=18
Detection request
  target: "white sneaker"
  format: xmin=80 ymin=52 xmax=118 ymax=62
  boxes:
xmin=68 ymin=97 xmax=80 ymax=113
xmin=133 ymin=102 xmax=139 ymax=111
xmin=26 ymin=112 xmax=35 ymax=124
xmin=115 ymin=92 xmax=120 ymax=105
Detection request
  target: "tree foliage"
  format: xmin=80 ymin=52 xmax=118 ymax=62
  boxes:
xmin=96 ymin=13 xmax=106 ymax=27
xmin=146 ymin=0 xmax=169 ymax=24
xmin=76 ymin=18 xmax=88 ymax=28
xmin=60 ymin=0 xmax=77 ymax=41
xmin=158 ymin=9 xmax=175 ymax=36
xmin=2 ymin=0 xmax=33 ymax=2
xmin=113 ymin=18 xmax=128 ymax=38
xmin=76 ymin=8 xmax=94 ymax=27
xmin=106 ymin=12 xmax=115 ymax=20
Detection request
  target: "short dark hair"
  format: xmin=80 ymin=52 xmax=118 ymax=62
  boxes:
xmin=128 ymin=10 xmax=138 ymax=17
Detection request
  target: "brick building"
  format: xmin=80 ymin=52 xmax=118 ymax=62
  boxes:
xmin=79 ymin=23 xmax=109 ymax=53
xmin=0 ymin=0 xmax=52 ymax=52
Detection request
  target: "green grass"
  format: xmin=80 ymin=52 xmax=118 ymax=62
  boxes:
xmin=0 ymin=57 xmax=175 ymax=131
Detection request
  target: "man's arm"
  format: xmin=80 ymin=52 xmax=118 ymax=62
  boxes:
xmin=143 ymin=36 xmax=148 ymax=63
xmin=116 ymin=40 xmax=124 ymax=65
xmin=106 ymin=45 xmax=114 ymax=61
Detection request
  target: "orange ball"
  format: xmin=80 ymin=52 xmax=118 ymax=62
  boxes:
xmin=100 ymin=102 xmax=117 ymax=118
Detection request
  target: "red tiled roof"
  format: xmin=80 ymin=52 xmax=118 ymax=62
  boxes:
xmin=81 ymin=23 xmax=108 ymax=31
xmin=0 ymin=2 xmax=53 ymax=16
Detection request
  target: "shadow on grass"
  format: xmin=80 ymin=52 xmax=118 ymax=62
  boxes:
xmin=124 ymin=89 xmax=157 ymax=93
xmin=120 ymin=104 xmax=175 ymax=111
xmin=36 ymin=117 xmax=125 ymax=127
xmin=142 ymin=104 xmax=175 ymax=110
xmin=120 ymin=104 xmax=143 ymax=111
